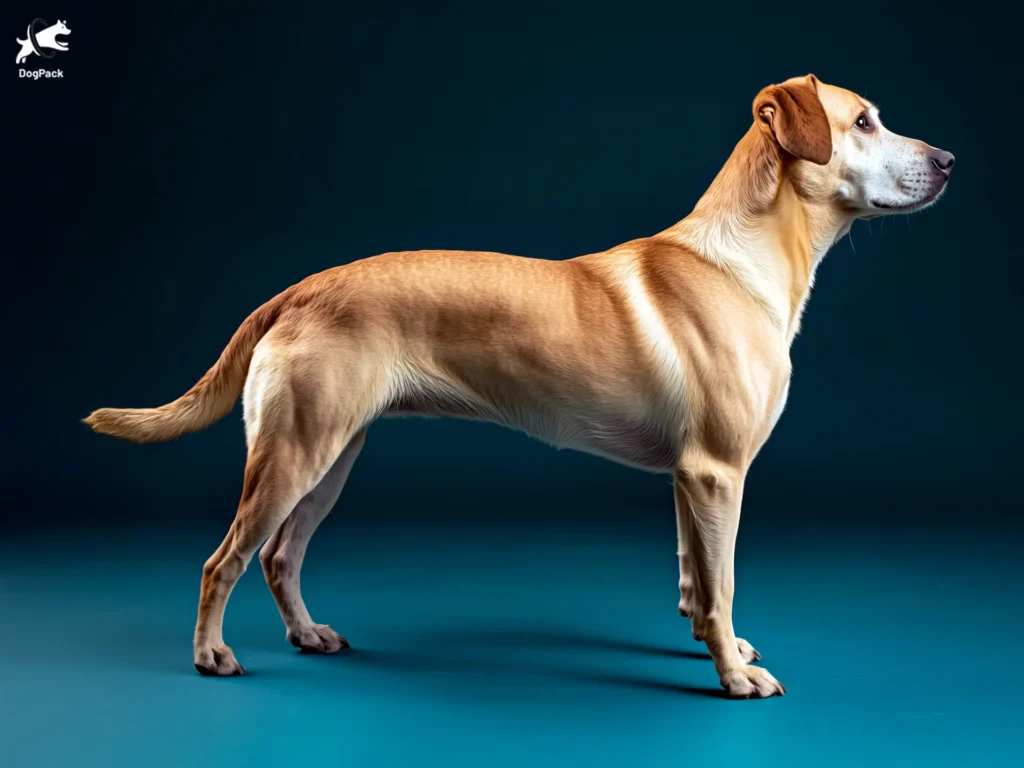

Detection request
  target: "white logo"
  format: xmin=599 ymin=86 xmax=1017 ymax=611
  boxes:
xmin=16 ymin=18 xmax=70 ymax=65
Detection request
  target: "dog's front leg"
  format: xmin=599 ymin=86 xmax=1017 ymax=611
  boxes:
xmin=674 ymin=462 xmax=783 ymax=697
xmin=676 ymin=501 xmax=761 ymax=664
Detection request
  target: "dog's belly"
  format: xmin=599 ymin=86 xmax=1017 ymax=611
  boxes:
xmin=382 ymin=385 xmax=681 ymax=472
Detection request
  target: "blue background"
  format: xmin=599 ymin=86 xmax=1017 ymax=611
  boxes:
xmin=3 ymin=1 xmax=1022 ymax=765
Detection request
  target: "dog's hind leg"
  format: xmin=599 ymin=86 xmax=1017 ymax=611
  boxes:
xmin=192 ymin=334 xmax=386 ymax=676
xmin=259 ymin=427 xmax=367 ymax=653
xmin=192 ymin=427 xmax=357 ymax=675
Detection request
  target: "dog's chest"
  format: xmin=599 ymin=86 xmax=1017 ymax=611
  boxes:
xmin=540 ymin=408 xmax=682 ymax=472
xmin=748 ymin=372 xmax=792 ymax=457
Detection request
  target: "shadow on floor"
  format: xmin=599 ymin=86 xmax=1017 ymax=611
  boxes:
xmin=423 ymin=626 xmax=713 ymax=661
xmin=342 ymin=645 xmax=727 ymax=698
xmin=101 ymin=621 xmax=725 ymax=697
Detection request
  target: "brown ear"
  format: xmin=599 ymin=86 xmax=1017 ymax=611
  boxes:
xmin=753 ymin=74 xmax=832 ymax=165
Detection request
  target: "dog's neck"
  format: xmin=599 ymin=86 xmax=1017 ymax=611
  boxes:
xmin=661 ymin=124 xmax=850 ymax=344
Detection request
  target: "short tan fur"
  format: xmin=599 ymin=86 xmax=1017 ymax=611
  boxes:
xmin=85 ymin=75 xmax=954 ymax=696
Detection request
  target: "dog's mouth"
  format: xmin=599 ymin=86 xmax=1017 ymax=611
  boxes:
xmin=870 ymin=198 xmax=932 ymax=211
xmin=866 ymin=188 xmax=945 ymax=217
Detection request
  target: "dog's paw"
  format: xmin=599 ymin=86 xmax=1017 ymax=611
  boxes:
xmin=736 ymin=637 xmax=761 ymax=663
xmin=194 ymin=644 xmax=244 ymax=676
xmin=288 ymin=623 xmax=349 ymax=654
xmin=720 ymin=665 xmax=785 ymax=698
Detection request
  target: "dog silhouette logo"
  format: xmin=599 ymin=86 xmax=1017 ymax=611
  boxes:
xmin=16 ymin=18 xmax=70 ymax=65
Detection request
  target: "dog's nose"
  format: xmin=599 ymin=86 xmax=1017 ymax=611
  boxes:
xmin=931 ymin=149 xmax=955 ymax=174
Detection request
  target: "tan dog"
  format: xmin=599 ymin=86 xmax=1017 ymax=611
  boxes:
xmin=85 ymin=74 xmax=953 ymax=697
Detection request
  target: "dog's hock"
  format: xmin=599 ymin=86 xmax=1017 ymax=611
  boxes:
xmin=753 ymin=74 xmax=833 ymax=165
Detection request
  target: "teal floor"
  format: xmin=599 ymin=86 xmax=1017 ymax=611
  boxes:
xmin=2 ymin=519 xmax=1021 ymax=766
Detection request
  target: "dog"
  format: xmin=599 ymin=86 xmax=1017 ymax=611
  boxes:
xmin=15 ymin=19 xmax=70 ymax=64
xmin=85 ymin=74 xmax=953 ymax=697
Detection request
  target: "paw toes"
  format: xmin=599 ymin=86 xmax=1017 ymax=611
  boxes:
xmin=721 ymin=666 xmax=785 ymax=699
xmin=288 ymin=624 xmax=348 ymax=654
xmin=736 ymin=637 xmax=762 ymax=664
xmin=194 ymin=645 xmax=244 ymax=676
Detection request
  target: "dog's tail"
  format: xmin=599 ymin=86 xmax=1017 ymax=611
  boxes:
xmin=83 ymin=295 xmax=286 ymax=443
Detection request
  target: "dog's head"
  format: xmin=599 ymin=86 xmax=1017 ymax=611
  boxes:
xmin=753 ymin=74 xmax=953 ymax=218
xmin=53 ymin=20 xmax=71 ymax=36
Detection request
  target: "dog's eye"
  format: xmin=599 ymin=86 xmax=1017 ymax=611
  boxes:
xmin=855 ymin=113 xmax=874 ymax=132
